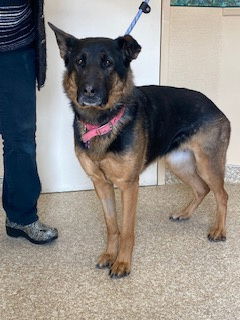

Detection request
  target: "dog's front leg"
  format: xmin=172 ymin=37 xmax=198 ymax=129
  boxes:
xmin=75 ymin=149 xmax=120 ymax=269
xmin=109 ymin=180 xmax=139 ymax=278
xmin=94 ymin=179 xmax=120 ymax=269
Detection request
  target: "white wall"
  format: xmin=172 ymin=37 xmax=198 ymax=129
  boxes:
xmin=36 ymin=0 xmax=162 ymax=192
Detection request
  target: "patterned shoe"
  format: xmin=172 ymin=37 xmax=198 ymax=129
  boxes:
xmin=6 ymin=219 xmax=58 ymax=245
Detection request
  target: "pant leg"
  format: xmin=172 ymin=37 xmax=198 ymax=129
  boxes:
xmin=0 ymin=47 xmax=41 ymax=225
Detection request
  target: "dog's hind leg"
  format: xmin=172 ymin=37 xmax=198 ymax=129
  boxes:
xmin=166 ymin=150 xmax=210 ymax=221
xmin=189 ymin=119 xmax=230 ymax=241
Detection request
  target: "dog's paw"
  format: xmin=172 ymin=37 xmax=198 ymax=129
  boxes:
xmin=208 ymin=228 xmax=226 ymax=242
xmin=169 ymin=213 xmax=190 ymax=222
xmin=109 ymin=261 xmax=131 ymax=279
xmin=96 ymin=253 xmax=116 ymax=269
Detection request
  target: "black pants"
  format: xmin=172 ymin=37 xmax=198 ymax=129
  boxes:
xmin=0 ymin=46 xmax=40 ymax=225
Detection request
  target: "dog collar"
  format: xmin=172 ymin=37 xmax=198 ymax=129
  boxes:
xmin=81 ymin=106 xmax=126 ymax=146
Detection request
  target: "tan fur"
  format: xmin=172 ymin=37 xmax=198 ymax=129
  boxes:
xmin=166 ymin=150 xmax=210 ymax=221
xmin=105 ymin=72 xmax=134 ymax=110
xmin=166 ymin=117 xmax=230 ymax=240
xmin=63 ymin=71 xmax=78 ymax=105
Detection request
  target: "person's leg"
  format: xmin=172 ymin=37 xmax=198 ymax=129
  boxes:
xmin=0 ymin=47 xmax=58 ymax=244
xmin=0 ymin=47 xmax=40 ymax=225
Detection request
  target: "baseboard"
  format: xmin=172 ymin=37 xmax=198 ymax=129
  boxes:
xmin=225 ymin=165 xmax=240 ymax=184
xmin=166 ymin=165 xmax=240 ymax=185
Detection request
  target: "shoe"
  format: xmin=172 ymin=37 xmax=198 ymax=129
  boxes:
xmin=6 ymin=219 xmax=58 ymax=245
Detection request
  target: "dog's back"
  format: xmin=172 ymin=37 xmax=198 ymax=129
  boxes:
xmin=136 ymin=85 xmax=230 ymax=164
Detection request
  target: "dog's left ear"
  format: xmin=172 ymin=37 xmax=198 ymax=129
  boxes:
xmin=48 ymin=22 xmax=77 ymax=60
xmin=115 ymin=35 xmax=141 ymax=64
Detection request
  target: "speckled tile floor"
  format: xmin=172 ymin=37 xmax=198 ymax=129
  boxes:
xmin=0 ymin=184 xmax=240 ymax=320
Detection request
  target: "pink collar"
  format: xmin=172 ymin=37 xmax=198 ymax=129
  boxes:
xmin=81 ymin=106 xmax=126 ymax=145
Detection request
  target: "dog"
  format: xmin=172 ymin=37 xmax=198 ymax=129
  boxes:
xmin=49 ymin=23 xmax=231 ymax=278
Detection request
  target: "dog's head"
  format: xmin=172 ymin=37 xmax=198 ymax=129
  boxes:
xmin=49 ymin=23 xmax=141 ymax=110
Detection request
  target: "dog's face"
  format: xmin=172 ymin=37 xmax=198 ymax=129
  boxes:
xmin=49 ymin=23 xmax=141 ymax=110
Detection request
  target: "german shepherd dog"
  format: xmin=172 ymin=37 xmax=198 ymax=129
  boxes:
xmin=49 ymin=23 xmax=231 ymax=278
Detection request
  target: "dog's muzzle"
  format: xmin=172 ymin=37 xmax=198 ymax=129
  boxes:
xmin=78 ymin=84 xmax=106 ymax=107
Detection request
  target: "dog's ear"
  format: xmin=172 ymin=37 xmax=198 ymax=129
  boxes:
xmin=115 ymin=35 xmax=141 ymax=64
xmin=48 ymin=22 xmax=77 ymax=60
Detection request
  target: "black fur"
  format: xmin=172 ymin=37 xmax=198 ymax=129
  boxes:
xmin=137 ymin=85 xmax=225 ymax=164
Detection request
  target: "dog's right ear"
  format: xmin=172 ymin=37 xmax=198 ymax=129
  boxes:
xmin=48 ymin=22 xmax=77 ymax=60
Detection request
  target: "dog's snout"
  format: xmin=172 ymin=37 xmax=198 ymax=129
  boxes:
xmin=78 ymin=82 xmax=106 ymax=107
xmin=84 ymin=85 xmax=96 ymax=97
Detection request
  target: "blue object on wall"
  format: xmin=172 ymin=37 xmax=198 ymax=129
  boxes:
xmin=171 ymin=0 xmax=240 ymax=7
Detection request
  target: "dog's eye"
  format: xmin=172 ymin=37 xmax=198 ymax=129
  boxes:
xmin=76 ymin=58 xmax=84 ymax=66
xmin=102 ymin=59 xmax=112 ymax=68
xmin=105 ymin=59 xmax=111 ymax=67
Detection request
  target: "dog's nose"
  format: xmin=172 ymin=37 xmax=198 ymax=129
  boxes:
xmin=84 ymin=85 xmax=96 ymax=97
xmin=78 ymin=83 xmax=105 ymax=106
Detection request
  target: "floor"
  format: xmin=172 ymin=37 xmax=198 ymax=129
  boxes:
xmin=0 ymin=184 xmax=240 ymax=320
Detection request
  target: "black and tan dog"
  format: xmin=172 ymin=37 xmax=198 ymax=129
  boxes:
xmin=49 ymin=23 xmax=231 ymax=278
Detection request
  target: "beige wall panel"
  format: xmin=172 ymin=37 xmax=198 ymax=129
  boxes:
xmin=164 ymin=5 xmax=240 ymax=165
xmin=167 ymin=8 xmax=222 ymax=100
xmin=218 ymin=16 xmax=240 ymax=164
